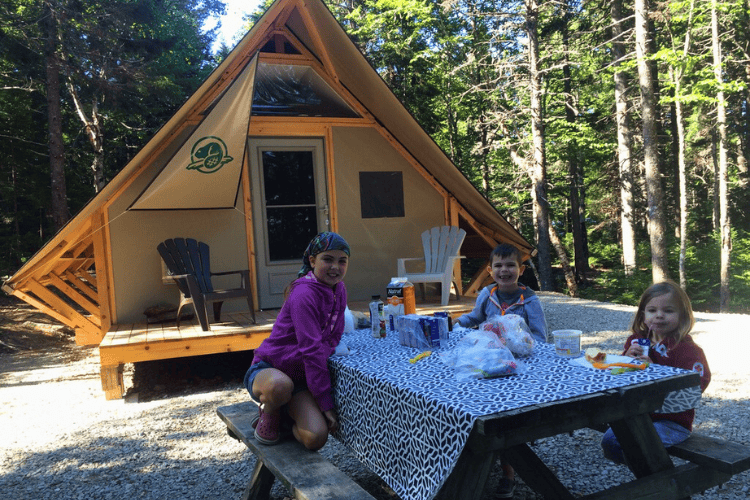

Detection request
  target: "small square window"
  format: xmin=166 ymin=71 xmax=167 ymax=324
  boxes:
xmin=359 ymin=172 xmax=405 ymax=218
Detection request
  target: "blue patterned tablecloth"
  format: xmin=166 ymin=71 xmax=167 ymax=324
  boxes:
xmin=328 ymin=327 xmax=701 ymax=500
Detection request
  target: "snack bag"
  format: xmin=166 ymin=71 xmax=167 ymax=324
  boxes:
xmin=440 ymin=330 xmax=522 ymax=381
xmin=478 ymin=315 xmax=535 ymax=356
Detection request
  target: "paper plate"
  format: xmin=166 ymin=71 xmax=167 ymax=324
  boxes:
xmin=570 ymin=354 xmax=639 ymax=370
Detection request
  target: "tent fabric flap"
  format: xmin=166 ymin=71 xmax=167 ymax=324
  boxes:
xmin=129 ymin=55 xmax=259 ymax=210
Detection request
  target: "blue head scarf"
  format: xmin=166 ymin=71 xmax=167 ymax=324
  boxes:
xmin=298 ymin=232 xmax=351 ymax=277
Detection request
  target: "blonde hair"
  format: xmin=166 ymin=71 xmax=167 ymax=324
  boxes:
xmin=631 ymin=280 xmax=694 ymax=343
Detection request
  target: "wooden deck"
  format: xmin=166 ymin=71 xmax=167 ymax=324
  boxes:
xmin=97 ymin=295 xmax=475 ymax=399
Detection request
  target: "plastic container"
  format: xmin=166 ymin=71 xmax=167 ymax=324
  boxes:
xmin=552 ymin=330 xmax=582 ymax=357
xmin=369 ymin=295 xmax=386 ymax=338
xmin=386 ymin=277 xmax=416 ymax=332
xmin=433 ymin=311 xmax=453 ymax=331
xmin=397 ymin=314 xmax=449 ymax=349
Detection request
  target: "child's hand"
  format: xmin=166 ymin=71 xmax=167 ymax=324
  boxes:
xmin=625 ymin=344 xmax=643 ymax=358
xmin=324 ymin=410 xmax=339 ymax=433
xmin=625 ymin=344 xmax=652 ymax=362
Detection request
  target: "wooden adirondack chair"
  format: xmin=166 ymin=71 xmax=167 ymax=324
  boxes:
xmin=397 ymin=226 xmax=466 ymax=306
xmin=157 ymin=238 xmax=256 ymax=331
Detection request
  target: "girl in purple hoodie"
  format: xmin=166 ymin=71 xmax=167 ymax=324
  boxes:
xmin=244 ymin=232 xmax=350 ymax=449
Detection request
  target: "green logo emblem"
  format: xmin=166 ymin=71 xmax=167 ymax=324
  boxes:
xmin=186 ymin=136 xmax=233 ymax=174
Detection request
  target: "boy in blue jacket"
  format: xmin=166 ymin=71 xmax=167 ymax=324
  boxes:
xmin=457 ymin=243 xmax=547 ymax=343
xmin=456 ymin=243 xmax=548 ymax=497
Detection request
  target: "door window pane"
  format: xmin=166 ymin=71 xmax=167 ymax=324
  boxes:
xmin=266 ymin=207 xmax=318 ymax=261
xmin=262 ymin=149 xmax=320 ymax=262
xmin=262 ymin=151 xmax=315 ymax=205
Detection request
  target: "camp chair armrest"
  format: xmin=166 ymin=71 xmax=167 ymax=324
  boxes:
xmin=397 ymin=257 xmax=425 ymax=276
xmin=166 ymin=273 xmax=193 ymax=280
xmin=211 ymin=270 xmax=249 ymax=277
xmin=211 ymin=269 xmax=250 ymax=286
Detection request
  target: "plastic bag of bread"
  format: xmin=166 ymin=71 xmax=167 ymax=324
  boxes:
xmin=439 ymin=330 xmax=523 ymax=381
xmin=478 ymin=314 xmax=535 ymax=356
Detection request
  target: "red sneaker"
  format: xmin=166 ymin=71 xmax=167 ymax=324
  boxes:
xmin=254 ymin=409 xmax=281 ymax=445
xmin=251 ymin=406 xmax=261 ymax=429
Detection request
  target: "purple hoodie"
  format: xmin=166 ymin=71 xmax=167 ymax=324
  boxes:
xmin=251 ymin=272 xmax=346 ymax=412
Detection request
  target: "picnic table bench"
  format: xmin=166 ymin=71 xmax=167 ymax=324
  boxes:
xmin=217 ymin=401 xmax=376 ymax=500
xmin=583 ymin=425 xmax=750 ymax=499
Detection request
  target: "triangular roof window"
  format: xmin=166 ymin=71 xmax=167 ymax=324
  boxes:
xmin=252 ymin=62 xmax=360 ymax=118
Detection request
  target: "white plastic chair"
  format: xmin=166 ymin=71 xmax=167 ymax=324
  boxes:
xmin=397 ymin=226 xmax=466 ymax=306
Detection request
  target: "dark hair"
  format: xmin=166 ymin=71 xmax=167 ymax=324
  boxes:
xmin=490 ymin=243 xmax=523 ymax=265
xmin=631 ymin=280 xmax=694 ymax=343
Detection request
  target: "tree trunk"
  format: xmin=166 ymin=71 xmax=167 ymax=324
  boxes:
xmin=611 ymin=0 xmax=637 ymax=275
xmin=635 ymin=0 xmax=668 ymax=282
xmin=44 ymin=1 xmax=69 ymax=232
xmin=562 ymin=9 xmax=587 ymax=283
xmin=712 ymin=1 xmax=731 ymax=311
xmin=67 ymin=84 xmax=106 ymax=192
xmin=549 ymin=219 xmax=578 ymax=297
xmin=712 ymin=131 xmax=720 ymax=231
xmin=526 ymin=0 xmax=553 ymax=290
xmin=740 ymin=63 xmax=750 ymax=189
xmin=673 ymin=68 xmax=689 ymax=291
xmin=674 ymin=0 xmax=695 ymax=291
xmin=11 ymin=163 xmax=21 ymax=268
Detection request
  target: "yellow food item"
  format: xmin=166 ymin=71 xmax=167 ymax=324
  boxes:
xmin=409 ymin=351 xmax=432 ymax=363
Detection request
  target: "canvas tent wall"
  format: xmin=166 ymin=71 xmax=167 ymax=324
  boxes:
xmin=2 ymin=0 xmax=534 ymax=345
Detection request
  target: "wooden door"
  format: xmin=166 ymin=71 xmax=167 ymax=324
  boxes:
xmin=248 ymin=137 xmax=329 ymax=309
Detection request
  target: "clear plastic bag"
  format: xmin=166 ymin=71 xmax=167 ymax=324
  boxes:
xmin=439 ymin=330 xmax=522 ymax=381
xmin=478 ymin=314 xmax=535 ymax=356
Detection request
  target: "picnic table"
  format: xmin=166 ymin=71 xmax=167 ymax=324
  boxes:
xmin=327 ymin=326 xmax=704 ymax=500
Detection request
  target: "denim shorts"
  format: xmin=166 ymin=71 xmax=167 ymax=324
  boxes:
xmin=243 ymin=360 xmax=308 ymax=405
xmin=601 ymin=419 xmax=691 ymax=464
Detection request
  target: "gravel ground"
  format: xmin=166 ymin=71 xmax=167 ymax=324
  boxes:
xmin=1 ymin=292 xmax=749 ymax=500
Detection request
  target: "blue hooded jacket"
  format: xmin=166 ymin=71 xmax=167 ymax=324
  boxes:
xmin=457 ymin=284 xmax=548 ymax=343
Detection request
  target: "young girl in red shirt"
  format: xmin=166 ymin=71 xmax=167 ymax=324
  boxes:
xmin=601 ymin=280 xmax=711 ymax=464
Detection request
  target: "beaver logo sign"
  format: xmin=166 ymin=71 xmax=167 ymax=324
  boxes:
xmin=186 ymin=137 xmax=233 ymax=174
xmin=128 ymin=56 xmax=257 ymax=210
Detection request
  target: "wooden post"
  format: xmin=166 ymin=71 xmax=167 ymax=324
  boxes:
xmin=100 ymin=364 xmax=124 ymax=400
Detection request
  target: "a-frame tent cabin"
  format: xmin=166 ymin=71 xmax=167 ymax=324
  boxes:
xmin=2 ymin=0 xmax=534 ymax=397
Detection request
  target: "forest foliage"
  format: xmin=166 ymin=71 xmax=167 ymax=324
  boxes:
xmin=2 ymin=0 xmax=749 ymax=313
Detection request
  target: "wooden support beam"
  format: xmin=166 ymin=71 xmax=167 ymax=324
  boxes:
xmin=71 ymin=257 xmax=96 ymax=274
xmin=100 ymin=364 xmax=124 ymax=400
xmin=80 ymin=268 xmax=98 ymax=289
xmin=456 ymin=206 xmax=501 ymax=250
xmin=71 ymin=236 xmax=94 ymax=259
xmin=449 ymin=197 xmax=463 ymax=296
xmin=465 ymin=265 xmax=492 ymax=297
xmin=248 ymin=118 xmax=372 ymax=137
xmin=325 ymin=126 xmax=339 ymax=231
xmin=75 ymin=327 xmax=102 ymax=347
xmin=10 ymin=288 xmax=72 ymax=328
xmin=11 ymin=241 xmax=70 ymax=287
xmin=240 ymin=147 xmax=259 ymax=314
xmin=26 ymin=278 xmax=101 ymax=342
xmin=48 ymin=272 xmax=101 ymax=324
xmin=92 ymin=209 xmax=114 ymax=331
xmin=64 ymin=270 xmax=98 ymax=302
xmin=294 ymin=0 xmax=339 ymax=83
